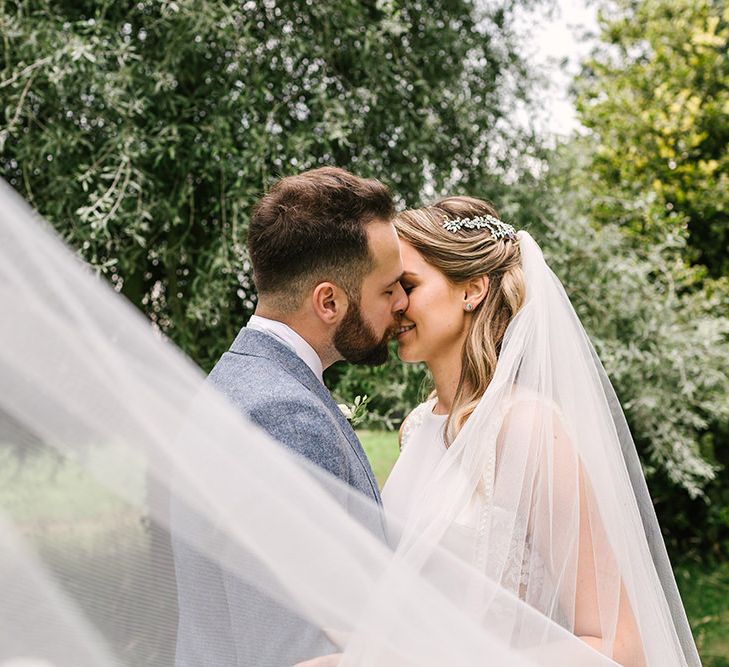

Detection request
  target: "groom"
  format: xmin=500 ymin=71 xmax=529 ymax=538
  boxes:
xmin=173 ymin=166 xmax=408 ymax=666
xmin=215 ymin=165 xmax=407 ymax=496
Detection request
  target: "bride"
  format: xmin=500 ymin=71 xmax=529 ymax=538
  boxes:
xmin=380 ymin=196 xmax=699 ymax=666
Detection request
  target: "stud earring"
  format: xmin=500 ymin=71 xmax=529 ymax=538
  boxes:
xmin=465 ymin=303 xmax=474 ymax=312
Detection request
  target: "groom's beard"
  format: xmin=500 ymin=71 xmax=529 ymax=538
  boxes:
xmin=334 ymin=297 xmax=395 ymax=366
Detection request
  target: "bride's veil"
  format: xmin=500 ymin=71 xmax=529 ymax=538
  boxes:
xmin=0 ymin=179 xmax=697 ymax=666
xmin=382 ymin=229 xmax=700 ymax=666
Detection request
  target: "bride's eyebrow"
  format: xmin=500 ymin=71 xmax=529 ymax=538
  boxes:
xmin=401 ymin=271 xmax=419 ymax=279
xmin=385 ymin=272 xmax=405 ymax=288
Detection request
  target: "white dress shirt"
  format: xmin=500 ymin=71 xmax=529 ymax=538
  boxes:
xmin=246 ymin=314 xmax=324 ymax=384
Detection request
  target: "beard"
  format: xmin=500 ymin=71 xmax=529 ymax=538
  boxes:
xmin=334 ymin=296 xmax=395 ymax=366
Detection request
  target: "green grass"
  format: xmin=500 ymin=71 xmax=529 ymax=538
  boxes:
xmin=0 ymin=449 xmax=135 ymax=524
xmin=357 ymin=428 xmax=400 ymax=487
xmin=676 ymin=561 xmax=729 ymax=666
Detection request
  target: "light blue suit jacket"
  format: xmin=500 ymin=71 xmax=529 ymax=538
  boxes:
xmin=173 ymin=327 xmax=383 ymax=666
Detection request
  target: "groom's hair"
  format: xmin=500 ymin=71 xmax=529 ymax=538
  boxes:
xmin=248 ymin=166 xmax=395 ymax=310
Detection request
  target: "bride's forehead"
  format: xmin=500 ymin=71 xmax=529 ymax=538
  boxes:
xmin=398 ymin=239 xmax=423 ymax=264
xmin=398 ymin=241 xmax=440 ymax=278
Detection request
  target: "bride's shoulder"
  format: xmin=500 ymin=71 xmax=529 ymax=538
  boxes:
xmin=503 ymin=387 xmax=566 ymax=422
xmin=398 ymin=399 xmax=437 ymax=452
xmin=499 ymin=387 xmax=575 ymax=462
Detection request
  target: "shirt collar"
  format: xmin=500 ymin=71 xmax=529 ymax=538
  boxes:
xmin=246 ymin=315 xmax=324 ymax=384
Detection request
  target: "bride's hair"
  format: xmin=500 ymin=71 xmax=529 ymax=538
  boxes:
xmin=395 ymin=196 xmax=525 ymax=446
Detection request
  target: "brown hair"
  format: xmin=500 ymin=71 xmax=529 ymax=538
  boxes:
xmin=248 ymin=167 xmax=395 ymax=310
xmin=395 ymin=196 xmax=526 ymax=446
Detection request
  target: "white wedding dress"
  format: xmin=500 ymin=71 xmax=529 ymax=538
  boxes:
xmin=384 ymin=396 xmax=550 ymax=612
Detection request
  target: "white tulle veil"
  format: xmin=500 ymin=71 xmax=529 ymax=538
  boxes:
xmin=0 ymin=179 xmax=698 ymax=666
xmin=382 ymin=229 xmax=700 ymax=666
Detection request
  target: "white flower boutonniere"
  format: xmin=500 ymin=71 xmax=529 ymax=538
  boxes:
xmin=337 ymin=395 xmax=370 ymax=427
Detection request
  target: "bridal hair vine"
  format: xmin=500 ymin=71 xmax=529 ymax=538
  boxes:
xmin=442 ymin=214 xmax=517 ymax=240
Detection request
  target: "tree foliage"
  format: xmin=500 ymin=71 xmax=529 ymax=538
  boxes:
xmin=563 ymin=0 xmax=729 ymax=558
xmin=3 ymin=0 xmax=728 ymax=563
xmin=535 ymin=144 xmax=729 ymax=560
xmin=575 ymin=0 xmax=729 ymax=278
xmin=0 ymin=0 xmax=539 ymax=369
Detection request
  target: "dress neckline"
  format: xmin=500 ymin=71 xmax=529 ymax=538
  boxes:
xmin=427 ymin=399 xmax=448 ymax=419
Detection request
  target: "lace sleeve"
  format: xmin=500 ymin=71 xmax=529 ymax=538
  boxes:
xmin=398 ymin=401 xmax=431 ymax=452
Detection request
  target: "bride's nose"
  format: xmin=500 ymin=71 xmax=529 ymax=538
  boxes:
xmin=392 ymin=282 xmax=409 ymax=314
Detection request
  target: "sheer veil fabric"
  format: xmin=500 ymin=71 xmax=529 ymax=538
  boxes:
xmin=382 ymin=230 xmax=700 ymax=666
xmin=0 ymin=179 xmax=698 ymax=666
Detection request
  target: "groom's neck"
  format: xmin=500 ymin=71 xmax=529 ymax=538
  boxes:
xmin=252 ymin=306 xmax=341 ymax=370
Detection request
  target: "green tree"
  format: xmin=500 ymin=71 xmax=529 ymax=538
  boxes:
xmin=0 ymin=0 xmax=540 ymax=369
xmin=565 ymin=1 xmax=729 ymax=559
xmin=575 ymin=0 xmax=729 ymax=278
xmin=519 ymin=145 xmax=729 ymax=560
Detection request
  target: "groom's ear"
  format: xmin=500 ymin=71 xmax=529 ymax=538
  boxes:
xmin=311 ymin=281 xmax=348 ymax=324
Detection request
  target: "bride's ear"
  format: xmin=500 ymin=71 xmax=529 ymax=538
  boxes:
xmin=462 ymin=276 xmax=489 ymax=310
xmin=312 ymin=281 xmax=348 ymax=324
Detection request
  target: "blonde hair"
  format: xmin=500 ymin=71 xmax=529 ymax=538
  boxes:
xmin=395 ymin=196 xmax=526 ymax=447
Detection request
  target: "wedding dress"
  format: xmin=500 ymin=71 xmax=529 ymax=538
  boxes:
xmin=386 ymin=397 xmax=549 ymax=607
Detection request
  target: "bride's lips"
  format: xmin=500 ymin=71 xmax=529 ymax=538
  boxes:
xmin=395 ymin=324 xmax=415 ymax=340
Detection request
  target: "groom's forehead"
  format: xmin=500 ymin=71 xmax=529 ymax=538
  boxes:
xmin=366 ymin=219 xmax=399 ymax=257
xmin=366 ymin=222 xmax=403 ymax=276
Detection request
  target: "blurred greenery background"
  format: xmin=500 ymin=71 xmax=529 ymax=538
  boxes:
xmin=1 ymin=0 xmax=728 ymax=660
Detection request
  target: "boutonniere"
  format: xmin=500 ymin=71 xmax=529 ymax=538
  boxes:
xmin=337 ymin=395 xmax=371 ymax=427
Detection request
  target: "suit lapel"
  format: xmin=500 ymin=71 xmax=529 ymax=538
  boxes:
xmin=229 ymin=328 xmax=382 ymax=503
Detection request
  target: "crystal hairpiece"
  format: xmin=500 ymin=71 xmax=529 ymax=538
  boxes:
xmin=442 ymin=214 xmax=517 ymax=240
